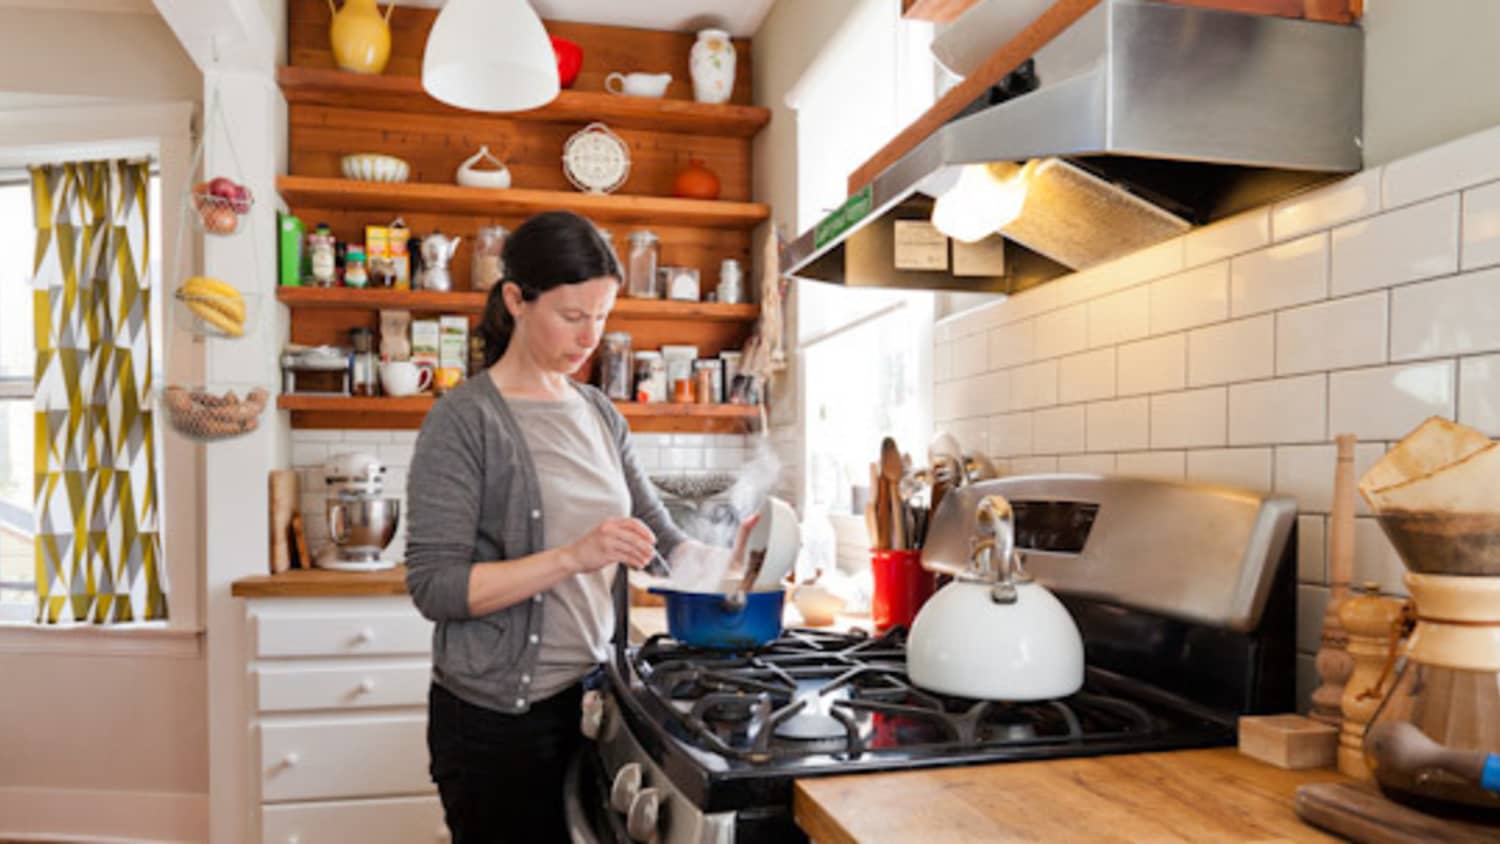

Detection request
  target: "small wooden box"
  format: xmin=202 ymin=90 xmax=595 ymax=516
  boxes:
xmin=1238 ymin=714 xmax=1338 ymax=770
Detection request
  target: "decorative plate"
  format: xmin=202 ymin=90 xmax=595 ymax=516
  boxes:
xmin=563 ymin=122 xmax=630 ymax=194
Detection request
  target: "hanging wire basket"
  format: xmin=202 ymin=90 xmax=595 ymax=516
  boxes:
xmin=157 ymin=384 xmax=271 ymax=442
xmin=188 ymin=186 xmax=255 ymax=235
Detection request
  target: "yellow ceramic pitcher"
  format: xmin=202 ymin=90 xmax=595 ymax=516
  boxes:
xmin=328 ymin=0 xmax=394 ymax=75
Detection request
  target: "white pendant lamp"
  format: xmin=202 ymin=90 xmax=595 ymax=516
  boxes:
xmin=422 ymin=0 xmax=560 ymax=112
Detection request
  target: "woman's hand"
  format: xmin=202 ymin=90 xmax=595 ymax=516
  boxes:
xmin=563 ymin=517 xmax=656 ymax=574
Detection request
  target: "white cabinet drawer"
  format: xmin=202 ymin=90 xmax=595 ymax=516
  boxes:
xmin=260 ymin=714 xmax=432 ymax=802
xmin=252 ymin=610 xmax=431 ymax=658
xmin=256 ymin=659 xmax=431 ymax=713
xmin=261 ymin=796 xmax=448 ymax=844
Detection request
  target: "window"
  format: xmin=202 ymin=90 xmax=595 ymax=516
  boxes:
xmin=0 ymin=172 xmax=163 ymax=621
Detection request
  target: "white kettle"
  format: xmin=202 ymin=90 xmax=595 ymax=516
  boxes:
xmin=907 ymin=493 xmax=1085 ymax=701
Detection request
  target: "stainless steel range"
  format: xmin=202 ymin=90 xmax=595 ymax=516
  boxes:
xmin=566 ymin=475 xmax=1298 ymax=843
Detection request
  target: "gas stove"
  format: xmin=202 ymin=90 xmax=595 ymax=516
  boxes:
xmin=566 ymin=474 xmax=1298 ymax=844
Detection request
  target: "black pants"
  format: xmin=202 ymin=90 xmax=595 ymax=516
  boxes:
xmin=428 ymin=681 xmax=584 ymax=844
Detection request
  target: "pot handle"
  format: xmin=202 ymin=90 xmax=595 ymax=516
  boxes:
xmin=974 ymin=494 xmax=1018 ymax=604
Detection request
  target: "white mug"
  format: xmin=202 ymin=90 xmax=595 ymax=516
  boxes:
xmin=379 ymin=360 xmax=433 ymax=397
xmin=605 ymin=72 xmax=672 ymax=98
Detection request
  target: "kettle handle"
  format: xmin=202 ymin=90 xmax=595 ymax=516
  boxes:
xmin=974 ymin=494 xmax=1019 ymax=604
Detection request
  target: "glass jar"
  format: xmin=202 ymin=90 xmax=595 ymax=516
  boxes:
xmin=633 ymin=351 xmax=666 ymax=403
xmin=472 ymin=225 xmax=507 ymax=293
xmin=349 ymin=327 xmax=378 ymax=397
xmin=598 ymin=332 xmax=633 ymax=400
xmin=716 ymin=258 xmax=744 ymax=304
xmin=626 ymin=230 xmax=661 ymax=298
xmin=309 ymin=223 xmax=336 ymax=287
xmin=344 ymin=245 xmax=368 ymax=289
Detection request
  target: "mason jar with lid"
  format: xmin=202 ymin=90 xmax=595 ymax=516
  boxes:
xmin=471 ymin=225 xmax=507 ymax=292
xmin=626 ymin=230 xmax=661 ymax=298
xmin=598 ymin=332 xmax=633 ymax=400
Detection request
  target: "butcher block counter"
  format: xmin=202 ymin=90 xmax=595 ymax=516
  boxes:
xmin=795 ymin=748 xmax=1348 ymax=843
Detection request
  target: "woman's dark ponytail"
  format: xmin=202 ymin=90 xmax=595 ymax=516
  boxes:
xmin=478 ymin=210 xmax=623 ymax=367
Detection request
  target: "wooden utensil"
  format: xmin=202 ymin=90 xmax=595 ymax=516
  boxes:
xmin=881 ymin=437 xmax=905 ymax=550
xmin=1296 ymin=780 xmax=1500 ymax=843
xmin=290 ymin=511 xmax=311 ymax=570
xmin=871 ymin=461 xmax=889 ymax=550
xmin=269 ymin=470 xmax=299 ymax=573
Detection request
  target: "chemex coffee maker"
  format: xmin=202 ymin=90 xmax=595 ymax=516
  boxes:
xmin=318 ymin=451 xmax=401 ymax=572
xmin=1357 ymin=417 xmax=1500 ymax=821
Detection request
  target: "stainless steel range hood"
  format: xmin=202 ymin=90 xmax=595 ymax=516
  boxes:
xmin=783 ymin=0 xmax=1363 ymax=293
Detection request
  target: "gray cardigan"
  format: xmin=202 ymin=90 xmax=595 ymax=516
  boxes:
xmin=404 ymin=375 xmax=688 ymax=713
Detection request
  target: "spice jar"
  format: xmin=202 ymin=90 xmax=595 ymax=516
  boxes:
xmin=716 ymin=258 xmax=744 ymax=304
xmin=626 ymin=230 xmax=661 ymax=298
xmin=309 ymin=223 xmax=336 ymax=287
xmin=349 ymin=327 xmax=378 ymax=397
xmin=633 ymin=351 xmax=666 ymax=403
xmin=598 ymin=332 xmax=633 ymax=400
xmin=471 ymin=225 xmax=507 ymax=293
xmin=344 ymin=245 xmax=369 ymax=289
xmin=694 ymin=365 xmax=716 ymax=405
xmin=672 ymin=378 xmax=695 ymax=404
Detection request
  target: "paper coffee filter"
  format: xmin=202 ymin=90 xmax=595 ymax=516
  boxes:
xmin=1370 ymin=442 xmax=1500 ymax=514
xmin=1358 ymin=416 xmax=1493 ymax=508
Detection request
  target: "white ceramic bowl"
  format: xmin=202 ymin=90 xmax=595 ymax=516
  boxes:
xmin=340 ymin=153 xmax=410 ymax=183
xmin=792 ymin=583 xmax=847 ymax=626
xmin=748 ymin=496 xmax=800 ymax=591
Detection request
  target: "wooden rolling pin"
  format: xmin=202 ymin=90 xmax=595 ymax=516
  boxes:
xmin=268 ymin=470 xmax=299 ymax=573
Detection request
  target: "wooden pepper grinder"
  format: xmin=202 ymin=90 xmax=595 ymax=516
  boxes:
xmin=1337 ymin=582 xmax=1405 ymax=779
xmin=1310 ymin=434 xmax=1358 ymax=727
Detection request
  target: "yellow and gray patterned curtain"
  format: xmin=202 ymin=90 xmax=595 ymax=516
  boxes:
xmin=30 ymin=160 xmax=165 ymax=623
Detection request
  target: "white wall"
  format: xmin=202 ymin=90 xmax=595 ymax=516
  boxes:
xmin=932 ymin=123 xmax=1500 ymax=712
xmin=0 ymin=8 xmax=207 ymax=844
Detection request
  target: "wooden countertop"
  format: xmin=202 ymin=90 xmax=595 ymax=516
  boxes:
xmin=231 ymin=566 xmax=410 ymax=597
xmin=795 ymin=748 xmax=1349 ymax=844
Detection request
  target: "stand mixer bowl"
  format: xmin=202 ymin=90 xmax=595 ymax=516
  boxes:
xmin=327 ymin=494 xmax=401 ymax=562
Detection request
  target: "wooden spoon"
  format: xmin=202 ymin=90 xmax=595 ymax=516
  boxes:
xmin=881 ymin=437 xmax=905 ymax=550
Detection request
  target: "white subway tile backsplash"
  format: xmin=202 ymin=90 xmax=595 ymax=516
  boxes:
xmin=1296 ymin=585 xmax=1330 ymax=652
xmin=1184 ymin=210 xmax=1271 ymax=266
xmin=377 ymin=443 xmax=414 ymax=467
xmin=1273 ymin=443 xmax=1386 ymax=515
xmin=1058 ymin=453 xmax=1116 ymax=474
xmin=951 ymin=374 xmax=989 ymax=419
xmin=1459 ymin=354 xmax=1500 ymax=436
xmin=1088 ymin=285 xmax=1151 ymax=348
xmin=979 ymin=370 xmax=1012 ymax=416
xmin=384 ymin=465 xmax=408 ymax=492
xmin=1149 ymin=263 xmax=1230 ymax=335
xmin=1150 ymin=388 xmax=1227 ymax=449
xmin=1011 ymin=360 xmax=1059 ymax=410
xmin=1011 ymin=456 xmax=1060 ymax=475
xmin=1117 ymin=334 xmax=1186 ymax=397
xmin=988 ymin=320 xmax=1034 ymax=370
xmin=1186 ymin=448 xmax=1272 ymax=493
xmin=1462 ymin=180 xmax=1500 ymax=270
xmin=1383 ymin=122 xmax=1500 ymax=208
xmin=1276 ymin=293 xmax=1388 ymax=375
xmin=933 ymin=341 xmax=954 ymax=382
xmin=934 ymin=381 xmax=961 ymax=423
xmin=1330 ymin=196 xmax=1459 ymax=296
xmin=1229 ymin=376 xmax=1327 ymax=446
xmin=1391 ymin=267 xmax=1500 ymax=360
xmin=1032 ymin=405 xmax=1086 ymax=455
xmin=632 ymin=434 xmax=671 ymax=450
xmin=1296 ymin=654 xmax=1318 ymax=714
xmin=1354 ymin=518 xmax=1408 ymax=596
xmin=706 ymin=449 xmax=747 ymax=470
xmin=1298 ymin=515 xmax=1327 ymax=584
xmin=952 ymin=332 xmax=989 ymax=378
xmin=660 ymin=449 xmax=704 ymax=470
xmin=1116 ymin=451 xmax=1186 ymax=481
xmin=949 ymin=417 xmax=990 ymax=455
xmin=293 ymin=429 xmax=347 ymax=443
xmin=632 ymin=447 xmax=661 ymax=468
xmin=1059 ymin=348 xmax=1116 ymax=404
xmin=342 ymin=430 xmax=394 ymax=443
xmin=673 ymin=434 xmax=711 ymax=447
xmin=1230 ymin=233 xmax=1329 ymax=317
xmin=1272 ymin=169 xmax=1381 ymax=242
xmin=1329 ymin=361 xmax=1456 ymax=441
xmin=988 ymin=412 xmax=1034 ymax=458
xmin=1034 ymin=304 xmax=1089 ymax=360
xmin=1086 ymin=397 xmax=1150 ymax=453
xmin=1188 ymin=315 xmax=1275 ymax=387
xmin=291 ymin=442 xmax=329 ymax=468
xmin=1103 ymin=238 xmax=1187 ymax=293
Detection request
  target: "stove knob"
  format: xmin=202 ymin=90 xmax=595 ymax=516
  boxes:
xmin=609 ymin=762 xmax=642 ymax=814
xmin=626 ymin=787 xmax=661 ymax=842
xmin=580 ymin=689 xmax=605 ymax=739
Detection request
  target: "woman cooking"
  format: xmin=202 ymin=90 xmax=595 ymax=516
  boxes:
xmin=405 ymin=210 xmax=755 ymax=843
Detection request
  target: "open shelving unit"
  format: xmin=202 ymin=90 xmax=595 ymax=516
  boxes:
xmin=277 ymin=0 xmax=770 ymax=434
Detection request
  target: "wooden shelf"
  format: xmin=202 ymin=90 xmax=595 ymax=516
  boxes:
xmin=278 ymin=176 xmax=771 ymax=230
xmin=277 ymin=394 xmax=760 ymax=433
xmin=278 ymin=66 xmax=772 ymax=139
xmin=275 ymin=287 xmax=759 ymax=322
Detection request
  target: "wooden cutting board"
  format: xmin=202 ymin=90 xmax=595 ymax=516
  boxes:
xmin=794 ymin=748 xmax=1349 ymax=843
xmin=1295 ymin=781 xmax=1500 ymax=843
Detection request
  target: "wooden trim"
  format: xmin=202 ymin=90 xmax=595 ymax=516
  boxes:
xmin=901 ymin=0 xmax=981 ymax=23
xmin=278 ymin=66 xmax=771 ymax=139
xmin=851 ymin=0 xmax=1361 ymax=195
xmin=275 ymin=287 xmax=760 ymax=322
xmin=231 ymin=567 xmax=409 ymax=598
xmin=278 ymin=394 xmax=761 ymax=433
xmin=277 ymin=176 xmax=771 ymax=230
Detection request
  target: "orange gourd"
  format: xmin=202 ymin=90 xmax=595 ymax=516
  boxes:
xmin=672 ymin=159 xmax=721 ymax=200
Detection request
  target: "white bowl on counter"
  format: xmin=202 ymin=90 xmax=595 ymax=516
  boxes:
xmin=340 ymin=153 xmax=410 ymax=183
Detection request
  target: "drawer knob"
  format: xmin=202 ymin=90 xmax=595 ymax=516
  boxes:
xmin=356 ymin=678 xmax=376 ymax=695
xmin=353 ymin=627 xmax=375 ymax=645
xmin=281 ymin=751 xmax=301 ymax=768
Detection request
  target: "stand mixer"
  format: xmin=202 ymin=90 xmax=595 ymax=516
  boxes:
xmin=319 ymin=451 xmax=402 ymax=572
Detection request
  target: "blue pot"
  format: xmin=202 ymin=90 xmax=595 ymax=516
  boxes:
xmin=649 ymin=587 xmax=785 ymax=650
